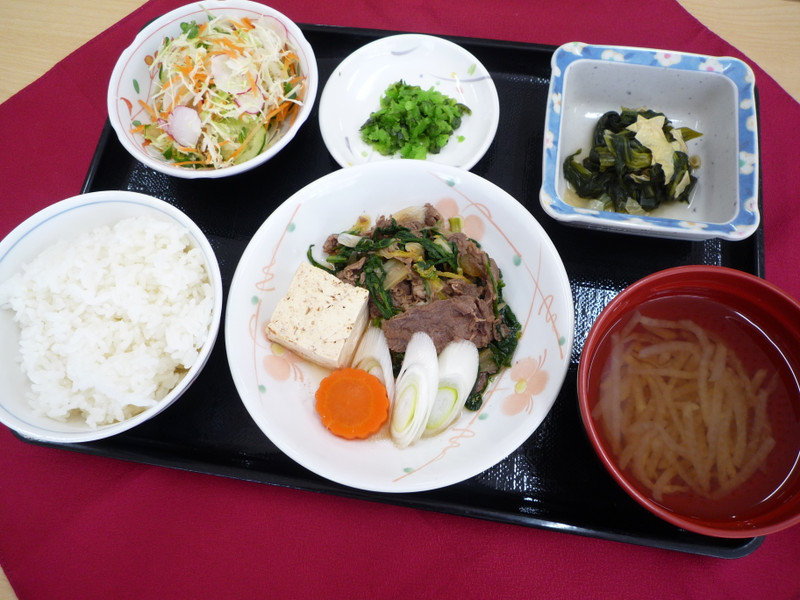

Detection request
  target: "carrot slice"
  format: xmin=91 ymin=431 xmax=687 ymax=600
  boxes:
xmin=315 ymin=368 xmax=390 ymax=440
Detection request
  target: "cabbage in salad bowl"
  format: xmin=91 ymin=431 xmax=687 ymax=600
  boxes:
xmin=108 ymin=1 xmax=318 ymax=179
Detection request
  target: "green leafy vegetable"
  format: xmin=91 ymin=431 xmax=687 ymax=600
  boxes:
xmin=465 ymin=299 xmax=521 ymax=411
xmin=310 ymin=207 xmax=520 ymax=412
xmin=179 ymin=20 xmax=200 ymax=39
xmin=360 ymin=80 xmax=471 ymax=159
xmin=563 ymin=107 xmax=702 ymax=213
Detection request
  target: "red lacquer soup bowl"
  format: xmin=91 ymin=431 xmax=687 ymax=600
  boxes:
xmin=578 ymin=265 xmax=800 ymax=538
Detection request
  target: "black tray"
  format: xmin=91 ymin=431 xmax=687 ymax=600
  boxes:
xmin=23 ymin=24 xmax=765 ymax=558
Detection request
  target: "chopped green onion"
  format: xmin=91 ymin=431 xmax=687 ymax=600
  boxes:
xmin=360 ymin=80 xmax=471 ymax=160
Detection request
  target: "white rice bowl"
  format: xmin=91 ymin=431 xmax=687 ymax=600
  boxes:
xmin=0 ymin=191 xmax=223 ymax=443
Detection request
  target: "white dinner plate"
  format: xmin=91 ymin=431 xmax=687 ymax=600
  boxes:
xmin=318 ymin=34 xmax=500 ymax=170
xmin=225 ymin=160 xmax=574 ymax=492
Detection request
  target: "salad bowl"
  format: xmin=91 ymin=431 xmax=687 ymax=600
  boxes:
xmin=107 ymin=0 xmax=318 ymax=179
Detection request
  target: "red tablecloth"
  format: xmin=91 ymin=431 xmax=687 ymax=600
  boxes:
xmin=1 ymin=1 xmax=799 ymax=598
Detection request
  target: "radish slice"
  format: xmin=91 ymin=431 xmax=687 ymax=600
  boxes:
xmin=209 ymin=55 xmax=235 ymax=90
xmin=234 ymin=91 xmax=265 ymax=114
xmin=390 ymin=332 xmax=438 ymax=448
xmin=254 ymin=19 xmax=288 ymax=46
xmin=209 ymin=55 xmax=250 ymax=94
xmin=165 ymin=106 xmax=202 ymax=147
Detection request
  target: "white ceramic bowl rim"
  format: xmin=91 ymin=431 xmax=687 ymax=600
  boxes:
xmin=539 ymin=42 xmax=760 ymax=242
xmin=107 ymin=0 xmax=318 ymax=179
xmin=0 ymin=191 xmax=223 ymax=443
xmin=318 ymin=33 xmax=500 ymax=170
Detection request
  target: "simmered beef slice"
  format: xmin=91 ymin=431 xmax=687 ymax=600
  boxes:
xmin=448 ymin=233 xmax=500 ymax=286
xmin=322 ymin=233 xmax=340 ymax=255
xmin=337 ymin=256 xmax=366 ymax=286
xmin=382 ymin=295 xmax=497 ymax=353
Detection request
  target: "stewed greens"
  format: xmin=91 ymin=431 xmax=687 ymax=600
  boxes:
xmin=308 ymin=205 xmax=520 ymax=411
xmin=563 ymin=108 xmax=702 ymax=213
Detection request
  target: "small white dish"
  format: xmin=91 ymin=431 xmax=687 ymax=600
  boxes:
xmin=107 ymin=0 xmax=318 ymax=179
xmin=540 ymin=42 xmax=760 ymax=241
xmin=0 ymin=191 xmax=223 ymax=443
xmin=225 ymin=160 xmax=574 ymax=493
xmin=318 ymin=34 xmax=499 ymax=170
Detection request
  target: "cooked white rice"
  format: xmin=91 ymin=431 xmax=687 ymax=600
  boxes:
xmin=0 ymin=215 xmax=214 ymax=428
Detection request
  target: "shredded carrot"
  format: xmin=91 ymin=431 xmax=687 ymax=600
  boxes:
xmin=207 ymin=48 xmax=239 ymax=59
xmin=315 ymin=368 xmax=390 ymax=440
xmin=245 ymin=71 xmax=258 ymax=93
xmin=137 ymin=99 xmax=158 ymax=121
xmin=172 ymin=159 xmax=211 ymax=167
xmin=192 ymin=72 xmax=208 ymax=93
xmin=164 ymin=73 xmax=183 ymax=89
xmin=135 ymin=14 xmax=305 ymax=170
xmin=264 ymin=100 xmax=290 ymax=123
xmin=175 ymin=144 xmax=200 ymax=154
xmin=215 ymin=37 xmax=243 ymax=52
xmin=178 ymin=55 xmax=194 ymax=75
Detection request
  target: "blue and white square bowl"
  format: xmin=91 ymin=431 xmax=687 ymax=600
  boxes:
xmin=539 ymin=42 xmax=759 ymax=241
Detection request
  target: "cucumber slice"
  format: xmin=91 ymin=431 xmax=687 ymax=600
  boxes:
xmin=234 ymin=125 xmax=267 ymax=164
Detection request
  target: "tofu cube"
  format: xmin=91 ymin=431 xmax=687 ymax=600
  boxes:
xmin=265 ymin=262 xmax=370 ymax=369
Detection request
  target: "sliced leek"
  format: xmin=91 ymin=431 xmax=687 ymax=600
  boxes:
xmin=390 ymin=331 xmax=438 ymax=448
xmin=352 ymin=326 xmax=395 ymax=401
xmin=425 ymin=340 xmax=479 ymax=436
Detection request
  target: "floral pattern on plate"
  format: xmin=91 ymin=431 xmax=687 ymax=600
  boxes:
xmin=225 ymin=160 xmax=573 ymax=493
xmin=539 ymin=42 xmax=759 ymax=242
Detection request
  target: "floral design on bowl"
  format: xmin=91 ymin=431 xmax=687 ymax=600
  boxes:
xmin=225 ymin=160 xmax=574 ymax=493
xmin=540 ymin=42 xmax=759 ymax=241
